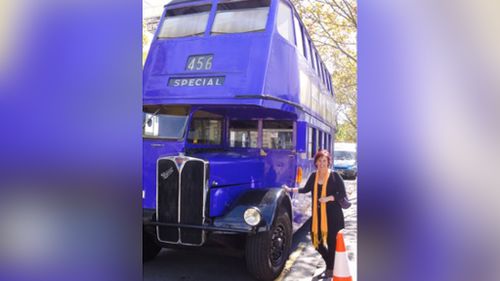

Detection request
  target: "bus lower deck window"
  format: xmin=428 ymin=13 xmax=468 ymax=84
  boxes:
xmin=188 ymin=118 xmax=222 ymax=145
xmin=229 ymin=120 xmax=258 ymax=148
xmin=262 ymin=120 xmax=293 ymax=150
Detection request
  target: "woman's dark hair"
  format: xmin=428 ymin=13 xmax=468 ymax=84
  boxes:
xmin=314 ymin=149 xmax=332 ymax=168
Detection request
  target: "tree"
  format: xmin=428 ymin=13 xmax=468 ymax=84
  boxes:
xmin=291 ymin=0 xmax=357 ymax=143
xmin=143 ymin=22 xmax=152 ymax=66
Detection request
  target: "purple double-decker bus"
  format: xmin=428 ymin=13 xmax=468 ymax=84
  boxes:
xmin=142 ymin=0 xmax=335 ymax=279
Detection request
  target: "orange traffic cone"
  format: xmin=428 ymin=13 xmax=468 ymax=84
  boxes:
xmin=332 ymin=231 xmax=352 ymax=281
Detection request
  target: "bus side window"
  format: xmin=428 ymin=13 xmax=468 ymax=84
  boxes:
xmin=327 ymin=72 xmax=333 ymax=95
xmin=319 ymin=63 xmax=326 ymax=85
xmin=304 ymin=35 xmax=311 ymax=63
xmin=188 ymin=111 xmax=223 ymax=145
xmin=311 ymin=47 xmax=318 ymax=73
xmin=310 ymin=44 xmax=316 ymax=72
xmin=308 ymin=127 xmax=313 ymax=158
xmin=324 ymin=132 xmax=328 ymax=151
xmin=315 ymin=128 xmax=320 ymax=152
xmin=229 ymin=120 xmax=258 ymax=148
xmin=293 ymin=15 xmax=305 ymax=58
xmin=328 ymin=134 xmax=332 ymax=153
xmin=311 ymin=127 xmax=317 ymax=157
xmin=318 ymin=131 xmax=323 ymax=149
xmin=325 ymin=71 xmax=328 ymax=91
xmin=315 ymin=52 xmax=321 ymax=76
xmin=277 ymin=1 xmax=294 ymax=44
xmin=263 ymin=120 xmax=293 ymax=150
xmin=322 ymin=64 xmax=328 ymax=87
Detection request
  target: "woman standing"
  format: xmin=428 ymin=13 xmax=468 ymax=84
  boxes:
xmin=283 ymin=149 xmax=346 ymax=279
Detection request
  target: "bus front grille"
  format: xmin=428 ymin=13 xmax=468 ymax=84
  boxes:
xmin=157 ymin=159 xmax=180 ymax=243
xmin=156 ymin=157 xmax=207 ymax=246
xmin=180 ymin=160 xmax=205 ymax=245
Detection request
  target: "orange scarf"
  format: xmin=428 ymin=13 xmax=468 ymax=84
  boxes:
xmin=312 ymin=170 xmax=330 ymax=249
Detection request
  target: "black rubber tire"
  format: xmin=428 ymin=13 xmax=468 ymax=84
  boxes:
xmin=245 ymin=210 xmax=292 ymax=281
xmin=143 ymin=230 xmax=161 ymax=262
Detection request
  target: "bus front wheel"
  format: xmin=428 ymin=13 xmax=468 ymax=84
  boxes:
xmin=245 ymin=209 xmax=292 ymax=281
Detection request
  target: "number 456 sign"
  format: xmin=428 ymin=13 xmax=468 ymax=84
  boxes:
xmin=186 ymin=55 xmax=213 ymax=71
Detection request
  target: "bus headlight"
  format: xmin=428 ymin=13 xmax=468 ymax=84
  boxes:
xmin=244 ymin=207 xmax=262 ymax=226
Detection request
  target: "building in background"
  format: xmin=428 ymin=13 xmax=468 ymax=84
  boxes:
xmin=143 ymin=0 xmax=171 ymax=63
xmin=143 ymin=0 xmax=168 ymax=34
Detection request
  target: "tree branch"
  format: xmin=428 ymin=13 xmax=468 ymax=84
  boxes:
xmin=340 ymin=0 xmax=357 ymax=27
xmin=312 ymin=16 xmax=357 ymax=63
xmin=320 ymin=0 xmax=357 ymax=28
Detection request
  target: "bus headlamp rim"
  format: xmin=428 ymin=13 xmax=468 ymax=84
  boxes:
xmin=243 ymin=207 xmax=262 ymax=226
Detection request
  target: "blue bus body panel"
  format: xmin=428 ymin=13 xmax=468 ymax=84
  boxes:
xmin=263 ymin=34 xmax=300 ymax=104
xmin=191 ymin=151 xmax=264 ymax=217
xmin=187 ymin=150 xmax=296 ymax=217
xmin=144 ymin=34 xmax=270 ymax=102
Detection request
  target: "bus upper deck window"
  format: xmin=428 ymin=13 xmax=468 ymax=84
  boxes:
xmin=293 ymin=16 xmax=305 ymax=58
xmin=211 ymin=0 xmax=271 ymax=35
xmin=276 ymin=1 xmax=294 ymax=44
xmin=158 ymin=4 xmax=212 ymax=39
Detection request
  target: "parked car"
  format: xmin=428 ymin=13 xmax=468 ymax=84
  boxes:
xmin=334 ymin=143 xmax=357 ymax=180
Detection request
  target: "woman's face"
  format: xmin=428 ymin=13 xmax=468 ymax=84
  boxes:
xmin=315 ymin=156 xmax=329 ymax=170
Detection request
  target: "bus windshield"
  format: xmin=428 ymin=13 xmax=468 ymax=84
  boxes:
xmin=158 ymin=4 xmax=212 ymax=38
xmin=143 ymin=106 xmax=189 ymax=139
xmin=211 ymin=0 xmax=270 ymax=34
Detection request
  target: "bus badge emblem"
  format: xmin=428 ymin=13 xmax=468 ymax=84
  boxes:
xmin=160 ymin=167 xmax=174 ymax=180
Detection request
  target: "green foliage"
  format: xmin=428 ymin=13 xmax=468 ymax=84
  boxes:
xmin=336 ymin=119 xmax=356 ymax=142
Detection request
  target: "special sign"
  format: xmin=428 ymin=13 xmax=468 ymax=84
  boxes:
xmin=168 ymin=76 xmax=225 ymax=87
xmin=168 ymin=54 xmax=225 ymax=87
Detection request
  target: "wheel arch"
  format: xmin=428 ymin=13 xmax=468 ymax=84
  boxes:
xmin=212 ymin=187 xmax=293 ymax=232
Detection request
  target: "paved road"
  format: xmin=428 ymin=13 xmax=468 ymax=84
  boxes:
xmin=144 ymin=180 xmax=357 ymax=281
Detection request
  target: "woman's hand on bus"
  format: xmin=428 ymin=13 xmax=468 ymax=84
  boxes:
xmin=282 ymin=184 xmax=293 ymax=193
xmin=319 ymin=196 xmax=334 ymax=203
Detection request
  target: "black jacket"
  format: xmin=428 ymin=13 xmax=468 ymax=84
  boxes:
xmin=299 ymin=170 xmax=346 ymax=233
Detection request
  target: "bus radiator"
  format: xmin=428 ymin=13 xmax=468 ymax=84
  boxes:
xmin=157 ymin=157 xmax=206 ymax=246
